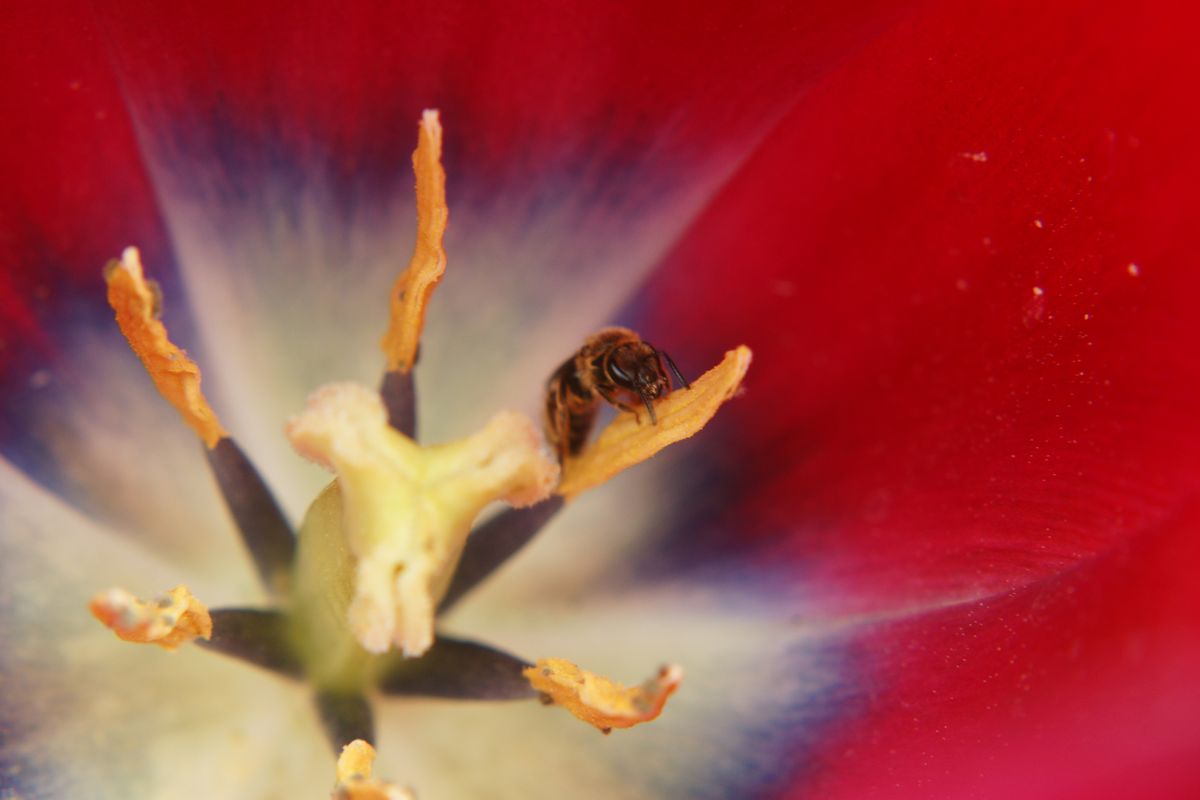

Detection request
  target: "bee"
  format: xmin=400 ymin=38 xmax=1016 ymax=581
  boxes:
xmin=544 ymin=327 xmax=689 ymax=463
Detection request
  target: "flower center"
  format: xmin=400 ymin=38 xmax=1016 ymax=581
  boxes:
xmin=286 ymin=384 xmax=555 ymax=686
xmin=89 ymin=110 xmax=751 ymax=790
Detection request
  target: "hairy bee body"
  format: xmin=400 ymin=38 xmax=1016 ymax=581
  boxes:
xmin=544 ymin=327 xmax=688 ymax=463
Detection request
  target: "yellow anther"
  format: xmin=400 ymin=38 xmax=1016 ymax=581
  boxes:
xmin=332 ymin=740 xmax=414 ymax=800
xmin=104 ymin=246 xmax=227 ymax=448
xmin=380 ymin=109 xmax=448 ymax=373
xmin=287 ymin=383 xmax=557 ymax=657
xmin=557 ymin=345 xmax=752 ymax=499
xmin=88 ymin=584 xmax=212 ymax=651
xmin=525 ymin=657 xmax=683 ymax=733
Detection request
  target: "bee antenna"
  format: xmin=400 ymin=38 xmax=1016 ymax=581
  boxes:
xmin=659 ymin=349 xmax=690 ymax=390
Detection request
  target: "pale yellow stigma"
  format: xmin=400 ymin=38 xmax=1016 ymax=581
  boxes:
xmin=333 ymin=740 xmax=414 ymax=800
xmin=287 ymin=383 xmax=557 ymax=656
xmin=88 ymin=585 xmax=212 ymax=651
xmin=557 ymin=346 xmax=752 ymax=499
xmin=104 ymin=247 xmax=227 ymax=448
xmin=380 ymin=109 xmax=448 ymax=373
xmin=525 ymin=658 xmax=683 ymax=733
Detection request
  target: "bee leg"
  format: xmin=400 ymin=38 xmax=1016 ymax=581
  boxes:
xmin=554 ymin=400 xmax=574 ymax=463
xmin=640 ymin=392 xmax=658 ymax=425
xmin=597 ymin=386 xmax=649 ymax=425
xmin=659 ymin=349 xmax=690 ymax=390
xmin=544 ymin=375 xmax=572 ymax=463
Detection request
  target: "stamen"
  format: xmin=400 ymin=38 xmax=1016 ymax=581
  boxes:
xmin=557 ymin=346 xmax=752 ymax=499
xmin=317 ymin=691 xmax=375 ymax=753
xmin=437 ymin=496 xmax=565 ymax=613
xmin=197 ymin=608 xmax=303 ymax=678
xmin=524 ymin=658 xmax=683 ymax=733
xmin=205 ymin=438 xmax=296 ymax=595
xmin=104 ymin=247 xmax=227 ymax=448
xmin=378 ymin=369 xmax=416 ymax=437
xmin=106 ymin=248 xmax=297 ymax=594
xmin=380 ymin=109 xmax=448 ymax=375
xmin=286 ymin=383 xmax=557 ymax=656
xmin=378 ymin=635 xmax=537 ymax=700
xmin=87 ymin=111 xmax=725 ymax=790
xmin=333 ymin=740 xmax=414 ymax=800
xmin=89 ymin=584 xmax=212 ymax=651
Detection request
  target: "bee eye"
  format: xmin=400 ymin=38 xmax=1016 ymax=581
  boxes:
xmin=607 ymin=362 xmax=632 ymax=384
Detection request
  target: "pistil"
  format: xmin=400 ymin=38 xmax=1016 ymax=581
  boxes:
xmin=286 ymin=383 xmax=557 ymax=662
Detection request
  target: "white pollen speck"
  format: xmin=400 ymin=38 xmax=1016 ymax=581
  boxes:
xmin=1032 ymin=286 xmax=1044 ymax=296
xmin=961 ymin=151 xmax=989 ymax=163
xmin=1033 ymin=219 xmax=1044 ymax=229
xmin=1083 ymin=313 xmax=1092 ymax=320
xmin=1127 ymin=263 xmax=1140 ymax=277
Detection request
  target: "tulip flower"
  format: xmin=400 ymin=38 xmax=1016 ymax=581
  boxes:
xmin=2 ymin=2 xmax=1198 ymax=799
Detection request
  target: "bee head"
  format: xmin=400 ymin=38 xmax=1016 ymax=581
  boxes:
xmin=608 ymin=344 xmax=667 ymax=393
xmin=636 ymin=361 xmax=666 ymax=397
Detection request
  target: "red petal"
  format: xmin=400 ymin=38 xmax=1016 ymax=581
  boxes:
xmin=1 ymin=2 xmax=893 ymax=381
xmin=631 ymin=2 xmax=1200 ymax=794
xmin=89 ymin=1 xmax=889 ymax=175
xmin=802 ymin=500 xmax=1200 ymax=799
xmin=642 ymin=1 xmax=1200 ymax=607
xmin=0 ymin=2 xmax=172 ymax=379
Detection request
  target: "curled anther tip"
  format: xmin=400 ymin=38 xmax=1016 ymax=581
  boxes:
xmin=524 ymin=657 xmax=683 ymax=732
xmin=89 ymin=585 xmax=212 ymax=651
